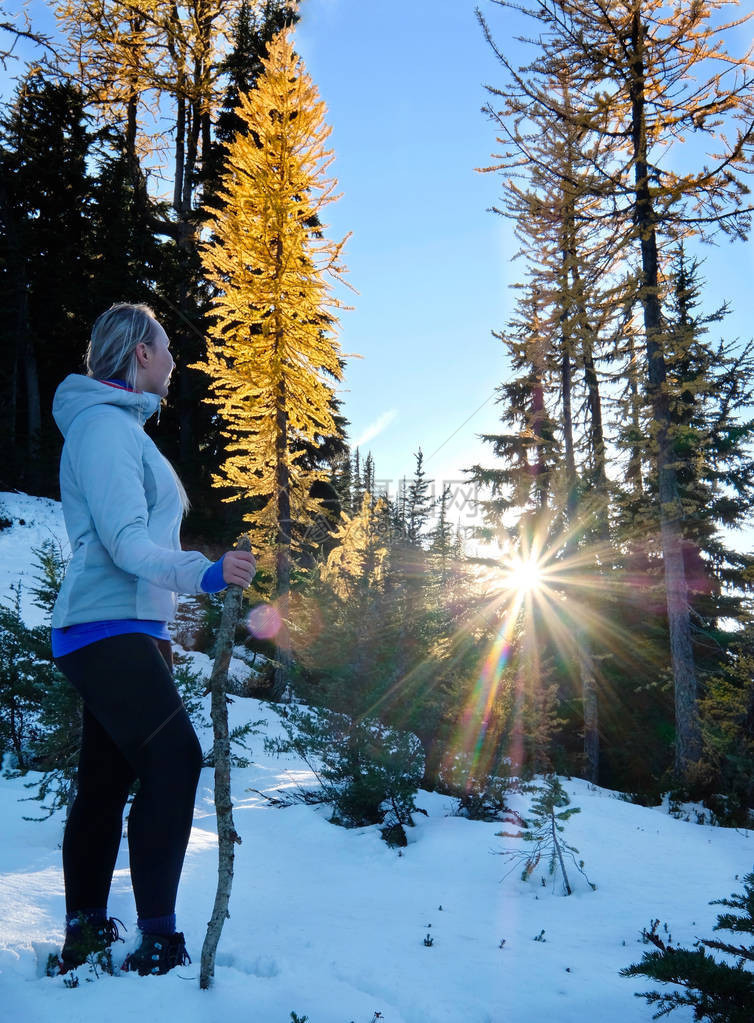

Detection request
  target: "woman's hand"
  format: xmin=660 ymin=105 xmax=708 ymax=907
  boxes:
xmin=222 ymin=550 xmax=257 ymax=588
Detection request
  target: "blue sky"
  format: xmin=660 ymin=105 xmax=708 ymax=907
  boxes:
xmin=3 ymin=0 xmax=753 ymax=540
xmin=294 ymin=0 xmax=754 ymax=528
xmin=295 ymin=0 xmax=512 ymax=526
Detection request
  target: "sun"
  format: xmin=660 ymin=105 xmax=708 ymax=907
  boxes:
xmin=478 ymin=548 xmax=547 ymax=600
xmin=504 ymin=554 xmax=543 ymax=594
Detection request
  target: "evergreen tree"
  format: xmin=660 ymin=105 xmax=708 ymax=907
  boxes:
xmin=498 ymin=775 xmax=595 ymax=895
xmin=478 ymin=0 xmax=754 ymax=785
xmin=54 ymin=0 xmax=302 ymax=516
xmin=88 ymin=132 xmax=168 ymax=309
xmin=352 ymin=448 xmax=364 ymax=511
xmin=294 ymin=473 xmax=514 ymax=796
xmin=0 ymin=72 xmax=174 ymax=498
xmin=0 ymin=583 xmax=46 ymax=772
xmin=661 ymin=249 xmax=754 ymax=624
xmin=284 ymin=491 xmax=424 ymax=843
xmin=0 ymin=74 xmax=98 ymax=493
xmin=331 ymin=446 xmax=354 ymax=517
xmin=0 ymin=543 xmax=81 ymax=818
xmin=195 ymin=28 xmax=350 ymax=699
xmin=621 ymin=873 xmax=754 ymax=1022
xmin=415 ymin=512 xmax=510 ymax=789
xmin=209 ymin=0 xmax=300 ymax=182
xmin=406 ymin=448 xmax=433 ymax=547
xmin=429 ymin=484 xmax=454 ymax=584
xmin=390 ymin=476 xmax=408 ymax=540
xmin=362 ymin=451 xmax=375 ymax=501
xmin=465 ymin=285 xmax=560 ymax=545
xmin=699 ymin=632 xmax=754 ymax=826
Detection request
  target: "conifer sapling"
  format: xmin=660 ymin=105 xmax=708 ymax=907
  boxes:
xmin=496 ymin=775 xmax=595 ymax=895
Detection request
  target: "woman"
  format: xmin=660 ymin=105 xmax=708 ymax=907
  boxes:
xmin=50 ymin=303 xmax=256 ymax=976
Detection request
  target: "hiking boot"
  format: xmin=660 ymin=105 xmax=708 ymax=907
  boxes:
xmin=48 ymin=915 xmax=126 ymax=976
xmin=122 ymin=931 xmax=191 ymax=976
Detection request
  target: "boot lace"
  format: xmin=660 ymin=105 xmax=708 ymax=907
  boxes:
xmin=102 ymin=916 xmax=127 ymax=945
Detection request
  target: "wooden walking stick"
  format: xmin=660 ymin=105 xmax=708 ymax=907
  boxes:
xmin=199 ymin=535 xmax=251 ymax=990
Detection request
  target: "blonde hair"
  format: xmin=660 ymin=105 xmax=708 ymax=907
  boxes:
xmin=86 ymin=303 xmax=158 ymax=390
xmin=166 ymin=460 xmax=191 ymax=515
xmin=86 ymin=302 xmax=191 ymax=515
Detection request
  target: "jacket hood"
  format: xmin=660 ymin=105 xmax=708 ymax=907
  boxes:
xmin=53 ymin=375 xmax=162 ymax=438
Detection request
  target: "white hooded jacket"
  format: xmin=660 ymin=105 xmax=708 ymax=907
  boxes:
xmin=51 ymin=375 xmax=212 ymax=628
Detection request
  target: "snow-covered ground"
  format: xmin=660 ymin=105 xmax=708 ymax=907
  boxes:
xmin=0 ymin=491 xmax=71 ymax=628
xmin=0 ymin=491 xmax=752 ymax=1022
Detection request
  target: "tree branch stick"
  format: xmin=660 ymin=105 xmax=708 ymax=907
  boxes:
xmin=199 ymin=535 xmax=250 ymax=990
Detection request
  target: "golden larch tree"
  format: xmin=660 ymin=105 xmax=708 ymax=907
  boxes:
xmin=195 ymin=26 xmax=350 ymax=698
xmin=321 ymin=494 xmax=389 ymax=603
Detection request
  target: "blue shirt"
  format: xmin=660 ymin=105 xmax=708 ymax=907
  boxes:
xmin=52 ymin=618 xmax=170 ymax=658
xmin=51 ymin=556 xmax=227 ymax=657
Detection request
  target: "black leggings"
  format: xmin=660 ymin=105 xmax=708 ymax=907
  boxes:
xmin=55 ymin=634 xmax=203 ymax=920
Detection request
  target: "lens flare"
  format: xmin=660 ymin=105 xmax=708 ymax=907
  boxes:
xmin=246 ymin=603 xmax=282 ymax=640
xmin=341 ymin=509 xmax=645 ymax=799
xmin=506 ymin=555 xmax=542 ymax=593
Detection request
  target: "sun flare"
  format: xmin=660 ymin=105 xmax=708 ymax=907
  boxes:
xmin=506 ymin=555 xmax=542 ymax=593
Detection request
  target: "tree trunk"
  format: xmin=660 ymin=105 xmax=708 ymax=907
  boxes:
xmin=21 ymin=333 xmax=41 ymax=460
xmin=550 ymin=807 xmax=572 ymax=896
xmin=270 ymin=220 xmax=292 ymax=701
xmin=629 ymin=11 xmax=701 ymax=780
xmin=272 ymin=373 xmax=292 ymax=700
xmin=561 ymin=211 xmax=601 ymax=785
xmin=530 ymin=336 xmax=548 ymax=512
xmin=625 ymin=331 xmax=644 ymax=495
xmin=0 ymin=172 xmax=40 ymax=473
xmin=561 ymin=345 xmax=577 ymax=511
xmin=199 ymin=536 xmax=249 ymax=990
xmin=581 ymin=330 xmax=608 ymax=500
xmin=578 ymin=641 xmax=599 ymax=783
xmin=174 ymin=89 xmax=186 ymax=213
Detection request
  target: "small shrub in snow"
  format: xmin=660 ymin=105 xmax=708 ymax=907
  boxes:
xmin=28 ymin=539 xmax=68 ymax=618
xmin=17 ymin=674 xmax=81 ymax=820
xmin=0 ymin=574 xmax=81 ymax=818
xmin=173 ymin=655 xmax=211 ymax=729
xmin=437 ymin=754 xmax=534 ymax=822
xmin=0 ymin=582 xmax=47 ymax=771
xmin=0 ymin=546 xmax=81 ymax=816
xmin=168 ymin=654 xmax=264 ymax=768
xmin=452 ymin=770 xmax=522 ymax=822
xmin=202 ymin=715 xmax=262 ymax=769
xmin=266 ymin=704 xmax=423 ymax=845
xmin=496 ymin=775 xmax=596 ymax=895
xmin=704 ymin=792 xmax=754 ymax=830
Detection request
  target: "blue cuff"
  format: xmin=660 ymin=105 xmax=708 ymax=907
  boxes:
xmin=201 ymin=556 xmax=227 ymax=594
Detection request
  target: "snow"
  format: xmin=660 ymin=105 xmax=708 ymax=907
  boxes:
xmin=0 ymin=492 xmax=70 ymax=628
xmin=1 ymin=492 xmax=752 ymax=1022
